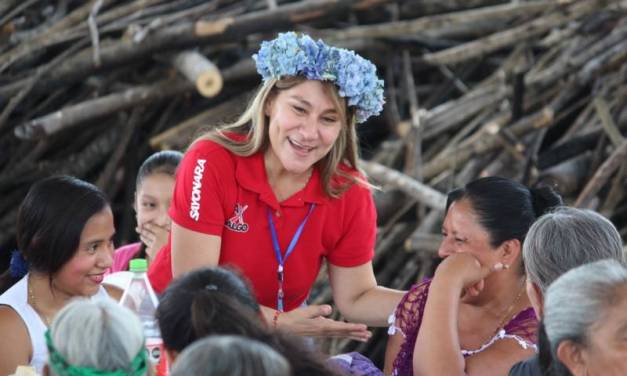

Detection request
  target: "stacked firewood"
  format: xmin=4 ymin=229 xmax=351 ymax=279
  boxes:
xmin=1 ymin=0 xmax=627 ymax=365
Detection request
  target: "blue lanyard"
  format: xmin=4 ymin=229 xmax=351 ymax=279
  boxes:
xmin=267 ymin=203 xmax=315 ymax=312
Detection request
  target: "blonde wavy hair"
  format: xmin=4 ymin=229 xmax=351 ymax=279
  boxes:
xmin=196 ymin=76 xmax=370 ymax=198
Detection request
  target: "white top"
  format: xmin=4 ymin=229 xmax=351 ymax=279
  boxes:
xmin=0 ymin=275 xmax=110 ymax=374
xmin=103 ymin=271 xmax=134 ymax=291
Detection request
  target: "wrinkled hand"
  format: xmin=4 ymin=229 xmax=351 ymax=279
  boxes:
xmin=137 ymin=222 xmax=170 ymax=262
xmin=279 ymin=304 xmax=372 ymax=342
xmin=434 ymin=253 xmax=504 ymax=296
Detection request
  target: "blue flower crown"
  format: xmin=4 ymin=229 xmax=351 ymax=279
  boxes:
xmin=253 ymin=32 xmax=385 ymax=123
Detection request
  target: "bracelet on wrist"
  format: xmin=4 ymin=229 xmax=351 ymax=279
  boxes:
xmin=272 ymin=310 xmax=281 ymax=329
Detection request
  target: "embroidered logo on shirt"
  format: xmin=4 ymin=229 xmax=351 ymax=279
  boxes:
xmin=189 ymin=159 xmax=206 ymax=221
xmin=225 ymin=203 xmax=249 ymax=233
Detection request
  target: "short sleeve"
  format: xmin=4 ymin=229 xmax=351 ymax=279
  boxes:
xmin=395 ymin=280 xmax=431 ymax=334
xmin=169 ymin=140 xmax=232 ymax=236
xmin=503 ymin=307 xmax=539 ymax=349
xmin=325 ymin=183 xmax=376 ymax=267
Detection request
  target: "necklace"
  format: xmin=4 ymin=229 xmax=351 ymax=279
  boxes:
xmin=271 ymin=168 xmax=313 ymax=202
xmin=28 ymin=276 xmax=52 ymax=327
xmin=461 ymin=278 xmax=526 ymax=356
xmin=493 ymin=279 xmax=526 ymax=332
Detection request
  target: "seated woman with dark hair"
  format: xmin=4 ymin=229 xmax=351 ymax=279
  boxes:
xmin=541 ymin=259 xmax=627 ymax=376
xmin=157 ymin=267 xmax=341 ymax=376
xmin=384 ymin=176 xmax=563 ymax=376
xmin=0 ymin=176 xmax=119 ymax=375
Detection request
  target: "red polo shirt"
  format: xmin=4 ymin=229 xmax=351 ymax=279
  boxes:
xmin=148 ymin=139 xmax=376 ymax=311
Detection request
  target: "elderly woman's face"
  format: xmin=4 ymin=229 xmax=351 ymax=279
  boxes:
xmin=577 ymin=287 xmax=627 ymax=376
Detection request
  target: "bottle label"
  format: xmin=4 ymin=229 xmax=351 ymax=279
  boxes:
xmin=146 ymin=337 xmax=164 ymax=367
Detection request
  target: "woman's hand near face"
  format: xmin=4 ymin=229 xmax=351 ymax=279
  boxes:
xmin=264 ymin=305 xmax=372 ymax=342
xmin=413 ymin=253 xmax=508 ymax=376
xmin=137 ymin=222 xmax=170 ymax=263
xmin=434 ymin=253 xmax=502 ymax=294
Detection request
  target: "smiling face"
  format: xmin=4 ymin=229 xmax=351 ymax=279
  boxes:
xmin=264 ymin=79 xmax=344 ymax=177
xmin=438 ymin=199 xmax=501 ymax=267
xmin=135 ymin=172 xmax=175 ymax=229
xmin=52 ymin=206 xmax=115 ymax=297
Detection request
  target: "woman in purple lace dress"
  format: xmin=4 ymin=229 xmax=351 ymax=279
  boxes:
xmin=384 ymin=177 xmax=562 ymax=376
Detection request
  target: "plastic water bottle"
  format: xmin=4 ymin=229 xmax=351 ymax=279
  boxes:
xmin=120 ymin=259 xmax=163 ymax=371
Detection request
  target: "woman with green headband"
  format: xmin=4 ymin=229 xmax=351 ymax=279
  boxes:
xmin=148 ymin=32 xmax=404 ymax=339
xmin=45 ymin=298 xmax=148 ymax=376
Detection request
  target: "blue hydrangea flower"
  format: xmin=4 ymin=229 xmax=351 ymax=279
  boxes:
xmin=253 ymin=32 xmax=385 ymax=123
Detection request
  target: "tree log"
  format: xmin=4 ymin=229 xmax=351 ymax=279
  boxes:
xmin=316 ymin=1 xmax=556 ymax=41
xmin=172 ymin=50 xmax=223 ymax=98
xmin=149 ymin=91 xmax=251 ymax=150
xmin=575 ymin=139 xmax=627 ymax=208
xmin=0 ymin=0 xmax=393 ymax=100
xmin=527 ymin=23 xmax=627 ymax=88
xmin=14 ymin=80 xmax=191 ymax=140
xmin=538 ymin=153 xmax=592 ymax=197
xmin=593 ymin=97 xmax=624 ymax=148
xmin=404 ymin=232 xmax=442 ymax=255
xmin=422 ymin=0 xmax=605 ymax=66
xmin=423 ymin=80 xmax=584 ymax=179
xmin=361 ymin=160 xmax=447 ymax=210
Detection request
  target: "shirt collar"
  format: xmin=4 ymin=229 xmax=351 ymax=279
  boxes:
xmin=235 ymin=152 xmax=327 ymax=209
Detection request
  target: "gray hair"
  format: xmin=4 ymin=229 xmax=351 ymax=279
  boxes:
xmin=49 ymin=298 xmax=145 ymax=374
xmin=523 ymin=207 xmax=624 ymax=292
xmin=544 ymin=259 xmax=627 ymax=371
xmin=170 ymin=335 xmax=291 ymax=376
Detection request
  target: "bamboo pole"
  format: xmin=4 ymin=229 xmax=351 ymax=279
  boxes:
xmin=361 ymin=161 xmax=447 ymax=210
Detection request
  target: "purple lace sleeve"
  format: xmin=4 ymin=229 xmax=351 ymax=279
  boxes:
xmin=391 ymin=279 xmax=432 ymax=376
xmin=503 ymin=307 xmax=538 ymax=348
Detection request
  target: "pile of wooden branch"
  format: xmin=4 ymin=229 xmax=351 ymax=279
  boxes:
xmin=1 ymin=0 xmax=627 ymax=365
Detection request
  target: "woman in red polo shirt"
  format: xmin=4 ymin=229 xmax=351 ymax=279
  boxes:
xmin=148 ymin=32 xmax=404 ymax=339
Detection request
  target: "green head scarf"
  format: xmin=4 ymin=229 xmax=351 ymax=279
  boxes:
xmin=45 ymin=330 xmax=148 ymax=376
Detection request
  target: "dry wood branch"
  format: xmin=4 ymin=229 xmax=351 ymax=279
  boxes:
xmin=48 ymin=0 xmax=116 ymax=35
xmin=0 ymin=0 xmax=393 ymax=99
xmin=172 ymin=50 xmax=223 ymax=97
xmin=593 ymin=97 xmax=624 ymax=147
xmin=578 ymin=39 xmax=627 ymax=84
xmin=404 ymin=233 xmax=442 ymax=255
xmin=14 ymin=80 xmax=191 ymax=140
xmin=423 ymin=79 xmax=584 ymax=179
xmin=422 ymin=84 xmax=506 ymax=140
xmin=0 ymin=0 xmax=167 ymax=72
xmin=422 ymin=0 xmax=604 ymax=66
xmin=88 ymin=0 xmax=104 ymax=67
xmin=317 ymin=1 xmax=556 ymax=41
xmin=527 ymin=23 xmax=627 ymax=87
xmin=150 ymin=91 xmax=250 ymax=150
xmin=600 ymin=164 xmax=627 ymax=216
xmin=575 ymin=139 xmax=627 ymax=208
xmin=95 ymin=108 xmax=143 ymax=194
xmin=361 ymin=161 xmax=447 ymax=210
xmin=0 ymin=40 xmax=88 ymax=133
xmin=402 ymin=50 xmax=423 ymax=181
xmin=0 ymin=0 xmax=38 ymax=29
xmin=539 ymin=153 xmax=591 ymax=196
